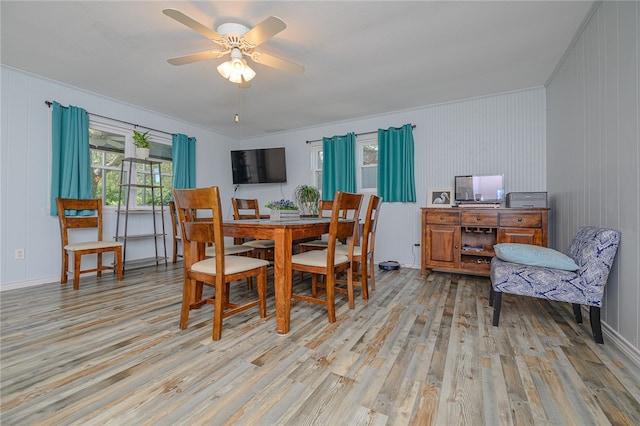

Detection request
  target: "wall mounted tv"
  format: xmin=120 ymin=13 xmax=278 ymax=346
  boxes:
xmin=231 ymin=147 xmax=287 ymax=184
xmin=454 ymin=174 xmax=505 ymax=204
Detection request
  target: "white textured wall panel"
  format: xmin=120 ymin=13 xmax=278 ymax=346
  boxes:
xmin=547 ymin=1 xmax=639 ymax=351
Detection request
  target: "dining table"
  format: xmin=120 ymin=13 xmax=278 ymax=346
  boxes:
xmin=223 ymin=217 xmax=339 ymax=335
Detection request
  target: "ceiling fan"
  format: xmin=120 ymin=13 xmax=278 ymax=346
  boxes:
xmin=163 ymin=9 xmax=304 ymax=85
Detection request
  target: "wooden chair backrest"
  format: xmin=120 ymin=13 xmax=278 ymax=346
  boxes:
xmin=318 ymin=200 xmax=334 ymax=218
xmin=326 ymin=191 xmax=363 ymax=268
xmin=173 ymin=187 xmax=226 ymax=269
xmin=56 ymin=198 xmax=103 ymax=247
xmin=361 ymin=195 xmax=382 ymax=257
xmin=231 ymin=198 xmax=261 ymax=220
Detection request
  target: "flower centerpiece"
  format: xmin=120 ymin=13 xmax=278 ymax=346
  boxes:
xmin=265 ymin=199 xmax=300 ymax=221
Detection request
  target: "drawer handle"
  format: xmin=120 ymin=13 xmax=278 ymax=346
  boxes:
xmin=476 ymin=217 xmax=481 ymax=221
xmin=518 ymin=218 xmax=523 ymax=222
xmin=440 ymin=216 xmax=444 ymax=220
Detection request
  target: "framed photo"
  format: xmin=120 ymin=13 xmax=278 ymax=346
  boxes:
xmin=427 ymin=188 xmax=453 ymax=207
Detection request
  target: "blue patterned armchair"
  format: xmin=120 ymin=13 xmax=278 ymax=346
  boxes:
xmin=489 ymin=227 xmax=621 ymax=344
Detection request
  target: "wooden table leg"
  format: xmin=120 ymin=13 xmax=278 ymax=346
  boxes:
xmin=273 ymin=228 xmax=293 ymax=335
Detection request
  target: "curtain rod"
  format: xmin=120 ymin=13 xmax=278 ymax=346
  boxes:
xmin=45 ymin=101 xmax=175 ymax=137
xmin=305 ymin=124 xmax=416 ymax=144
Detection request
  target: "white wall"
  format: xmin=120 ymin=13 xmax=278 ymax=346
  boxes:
xmin=235 ymin=88 xmax=547 ymax=268
xmin=1 ymin=66 xmax=547 ymax=291
xmin=547 ymin=1 xmax=639 ymax=352
xmin=0 ymin=66 xmax=237 ymax=290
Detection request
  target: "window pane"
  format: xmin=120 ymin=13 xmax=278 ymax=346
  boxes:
xmin=363 ymin=144 xmax=378 ymax=166
xmin=362 ymin=166 xmax=377 ymax=189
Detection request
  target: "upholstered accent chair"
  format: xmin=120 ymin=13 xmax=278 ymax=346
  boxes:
xmin=490 ymin=227 xmax=621 ymax=344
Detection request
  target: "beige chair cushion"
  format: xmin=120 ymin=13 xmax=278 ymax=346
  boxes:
xmin=191 ymin=255 xmax=269 ymax=275
xmin=335 ymin=244 xmax=362 ymax=256
xmin=65 ymin=241 xmax=123 ymax=251
xmin=291 ymin=249 xmax=349 ymax=267
xmin=299 ymin=239 xmax=328 ymax=248
xmin=243 ymin=239 xmax=275 ymax=249
xmin=205 ymin=244 xmax=254 ymax=257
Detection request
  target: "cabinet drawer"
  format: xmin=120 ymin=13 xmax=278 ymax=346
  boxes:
xmin=461 ymin=212 xmax=498 ymax=227
xmin=499 ymin=212 xmax=542 ymax=228
xmin=426 ymin=211 xmax=459 ymax=225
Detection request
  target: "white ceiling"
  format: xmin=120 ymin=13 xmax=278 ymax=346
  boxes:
xmin=1 ymin=1 xmax=594 ymax=139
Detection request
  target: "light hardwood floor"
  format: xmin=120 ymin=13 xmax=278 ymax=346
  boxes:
xmin=1 ymin=264 xmax=639 ymax=425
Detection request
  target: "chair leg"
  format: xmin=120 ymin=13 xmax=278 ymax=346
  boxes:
xmin=572 ymin=303 xmax=583 ymax=323
xmin=590 ymin=306 xmax=604 ymax=344
xmin=326 ymin=275 xmax=336 ymax=323
xmin=97 ymin=253 xmax=103 ymax=278
xmin=359 ymin=260 xmax=369 ymax=300
xmin=61 ymin=251 xmax=69 ymax=284
xmin=172 ymin=239 xmax=178 ymax=264
xmin=369 ymin=256 xmax=376 ymax=292
xmin=346 ymin=267 xmax=355 ymax=309
xmin=489 ymin=287 xmax=495 ymax=307
xmin=212 ymin=281 xmax=225 ymax=341
xmin=180 ymin=278 xmax=193 ymax=329
xmin=492 ymin=291 xmax=502 ymax=326
xmin=257 ymin=267 xmax=267 ymax=318
xmin=115 ymin=248 xmax=123 ymax=281
xmin=73 ymin=252 xmax=82 ymax=290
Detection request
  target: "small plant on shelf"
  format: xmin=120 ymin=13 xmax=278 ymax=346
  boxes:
xmin=265 ymin=199 xmax=298 ymax=210
xmin=132 ymin=130 xmax=151 ymax=148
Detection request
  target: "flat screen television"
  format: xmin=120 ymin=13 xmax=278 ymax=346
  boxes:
xmin=454 ymin=174 xmax=505 ymax=204
xmin=231 ymin=147 xmax=287 ymax=184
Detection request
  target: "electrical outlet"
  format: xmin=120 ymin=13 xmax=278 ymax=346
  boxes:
xmin=15 ymin=249 xmax=25 ymax=260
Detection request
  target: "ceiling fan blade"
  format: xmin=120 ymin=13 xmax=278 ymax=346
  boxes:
xmin=251 ymin=52 xmax=304 ymax=74
xmin=167 ymin=50 xmax=227 ymax=66
xmin=163 ymin=9 xmax=224 ymax=44
xmin=243 ymin=16 xmax=286 ymax=46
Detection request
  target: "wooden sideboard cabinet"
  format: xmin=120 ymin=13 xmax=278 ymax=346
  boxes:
xmin=421 ymin=207 xmax=548 ymax=276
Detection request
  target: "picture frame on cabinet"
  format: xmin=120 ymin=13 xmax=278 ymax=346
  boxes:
xmin=427 ymin=188 xmax=453 ymax=207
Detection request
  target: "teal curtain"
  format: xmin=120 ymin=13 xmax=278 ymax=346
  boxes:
xmin=50 ymin=101 xmax=91 ymax=216
xmin=322 ymin=133 xmax=357 ymax=200
xmin=378 ymin=124 xmax=416 ymax=202
xmin=172 ymin=133 xmax=196 ymax=191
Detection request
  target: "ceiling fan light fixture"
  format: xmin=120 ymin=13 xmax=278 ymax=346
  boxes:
xmin=217 ymin=48 xmax=255 ymax=84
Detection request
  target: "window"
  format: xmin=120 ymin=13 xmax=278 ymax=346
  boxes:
xmin=89 ymin=121 xmax=172 ymax=208
xmin=309 ymin=134 xmax=378 ymax=194
xmin=310 ymin=142 xmax=323 ymax=194
xmin=357 ymin=134 xmax=378 ymax=193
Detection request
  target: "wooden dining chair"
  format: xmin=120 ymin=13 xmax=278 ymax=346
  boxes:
xmin=335 ymin=195 xmax=382 ymax=301
xmin=173 ymin=187 xmax=269 ymax=341
xmin=231 ymin=197 xmax=275 ymax=260
xmin=55 ymin=198 xmax=123 ymax=290
xmin=290 ymin=191 xmax=363 ymax=321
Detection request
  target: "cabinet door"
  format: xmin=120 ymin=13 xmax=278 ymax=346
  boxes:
xmin=498 ymin=228 xmax=542 ymax=245
xmin=426 ymin=225 xmax=460 ymax=268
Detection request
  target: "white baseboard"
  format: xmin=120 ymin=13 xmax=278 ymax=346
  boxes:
xmin=1 ymin=276 xmax=59 ymax=291
xmin=603 ymin=321 xmax=640 ymax=369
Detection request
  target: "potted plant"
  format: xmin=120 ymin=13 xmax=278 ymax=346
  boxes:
xmin=265 ymin=199 xmax=300 ymax=221
xmin=293 ymin=185 xmax=321 ymax=216
xmin=133 ymin=130 xmax=151 ymax=159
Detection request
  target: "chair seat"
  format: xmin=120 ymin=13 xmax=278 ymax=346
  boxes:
xmin=205 ymin=244 xmax=254 ymax=257
xmin=191 ymin=255 xmax=269 ymax=275
xmin=243 ymin=239 xmax=275 ymax=249
xmin=491 ymin=258 xmax=594 ymax=306
xmin=292 ymin=249 xmax=349 ymax=267
xmin=334 ymin=244 xmax=360 ymax=256
xmin=299 ymin=239 xmax=328 ymax=248
xmin=64 ymin=241 xmax=123 ymax=251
